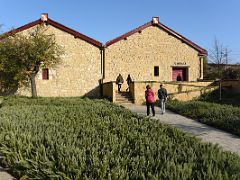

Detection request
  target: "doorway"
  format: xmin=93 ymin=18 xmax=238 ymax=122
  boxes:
xmin=172 ymin=67 xmax=188 ymax=81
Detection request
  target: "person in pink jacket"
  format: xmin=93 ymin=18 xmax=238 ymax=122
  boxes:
xmin=145 ymin=85 xmax=155 ymax=116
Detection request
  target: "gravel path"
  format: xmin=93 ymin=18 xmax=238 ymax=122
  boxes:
xmin=123 ymin=104 xmax=240 ymax=155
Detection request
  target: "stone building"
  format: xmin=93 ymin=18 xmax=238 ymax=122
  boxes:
xmin=104 ymin=17 xmax=207 ymax=84
xmin=6 ymin=14 xmax=103 ymax=97
xmin=1 ymin=14 xmax=207 ymax=98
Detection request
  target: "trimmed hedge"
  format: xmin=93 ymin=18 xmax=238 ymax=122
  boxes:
xmin=167 ymin=100 xmax=240 ymax=136
xmin=0 ymin=97 xmax=240 ymax=179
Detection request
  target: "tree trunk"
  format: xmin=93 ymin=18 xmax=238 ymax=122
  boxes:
xmin=30 ymin=73 xmax=37 ymax=98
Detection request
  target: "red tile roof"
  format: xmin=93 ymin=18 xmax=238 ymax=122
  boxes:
xmin=106 ymin=20 xmax=207 ymax=56
xmin=1 ymin=18 xmax=103 ymax=48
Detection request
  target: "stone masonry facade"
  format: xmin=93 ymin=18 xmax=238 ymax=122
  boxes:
xmin=4 ymin=14 xmax=207 ymax=98
xmin=17 ymin=20 xmax=102 ymax=97
xmin=105 ymin=26 xmax=203 ymax=83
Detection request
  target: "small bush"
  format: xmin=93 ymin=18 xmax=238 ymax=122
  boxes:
xmin=200 ymin=88 xmax=240 ymax=106
xmin=167 ymin=100 xmax=240 ymax=136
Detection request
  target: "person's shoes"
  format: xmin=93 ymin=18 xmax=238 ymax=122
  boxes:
xmin=153 ymin=114 xmax=155 ymax=117
xmin=161 ymin=112 xmax=164 ymax=115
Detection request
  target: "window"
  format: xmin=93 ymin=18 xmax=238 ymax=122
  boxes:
xmin=154 ymin=66 xmax=159 ymax=76
xmin=42 ymin=68 xmax=49 ymax=80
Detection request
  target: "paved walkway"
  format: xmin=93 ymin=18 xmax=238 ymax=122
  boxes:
xmin=0 ymin=166 xmax=14 ymax=180
xmin=123 ymin=104 xmax=240 ymax=155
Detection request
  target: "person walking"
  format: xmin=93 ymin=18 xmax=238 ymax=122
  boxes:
xmin=158 ymin=84 xmax=168 ymax=114
xmin=176 ymin=73 xmax=182 ymax=81
xmin=126 ymin=74 xmax=132 ymax=91
xmin=116 ymin=74 xmax=124 ymax=92
xmin=145 ymin=85 xmax=155 ymax=116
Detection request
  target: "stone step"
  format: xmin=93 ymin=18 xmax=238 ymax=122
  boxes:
xmin=116 ymin=99 xmax=133 ymax=103
xmin=116 ymin=100 xmax=134 ymax=104
xmin=116 ymin=96 xmax=132 ymax=100
xmin=116 ymin=93 xmax=132 ymax=98
xmin=118 ymin=102 xmax=134 ymax=106
xmin=116 ymin=95 xmax=131 ymax=97
xmin=115 ymin=96 xmax=133 ymax=101
xmin=115 ymin=91 xmax=133 ymax=104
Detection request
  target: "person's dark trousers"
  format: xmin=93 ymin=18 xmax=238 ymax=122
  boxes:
xmin=146 ymin=102 xmax=155 ymax=116
xmin=118 ymin=84 xmax=122 ymax=92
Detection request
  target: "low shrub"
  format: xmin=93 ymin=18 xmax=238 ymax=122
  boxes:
xmin=200 ymin=89 xmax=240 ymax=106
xmin=0 ymin=97 xmax=240 ymax=179
xmin=167 ymin=100 xmax=240 ymax=136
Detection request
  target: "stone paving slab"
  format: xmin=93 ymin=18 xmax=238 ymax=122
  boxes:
xmin=123 ymin=104 xmax=240 ymax=155
xmin=0 ymin=166 xmax=15 ymax=180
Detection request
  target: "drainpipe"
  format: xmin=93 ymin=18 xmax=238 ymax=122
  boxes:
xmin=199 ymin=56 xmax=204 ymax=80
xmin=100 ymin=46 xmax=103 ymax=96
xmin=103 ymin=46 xmax=105 ymax=79
xmin=100 ymin=45 xmax=106 ymax=97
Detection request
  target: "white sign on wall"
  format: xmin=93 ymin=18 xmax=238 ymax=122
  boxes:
xmin=173 ymin=61 xmax=187 ymax=66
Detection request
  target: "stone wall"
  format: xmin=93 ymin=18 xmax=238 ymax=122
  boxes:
xmin=102 ymin=82 xmax=116 ymax=102
xmin=104 ymin=26 xmax=202 ymax=83
xmin=102 ymin=81 xmax=216 ymax=104
xmin=130 ymin=81 xmax=216 ymax=104
xmin=17 ymin=25 xmax=102 ymax=97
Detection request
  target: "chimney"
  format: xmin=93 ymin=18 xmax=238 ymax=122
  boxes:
xmin=41 ymin=13 xmax=48 ymax=22
xmin=152 ymin=17 xmax=159 ymax=25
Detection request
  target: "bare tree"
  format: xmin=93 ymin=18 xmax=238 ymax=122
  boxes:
xmin=208 ymin=38 xmax=231 ymax=78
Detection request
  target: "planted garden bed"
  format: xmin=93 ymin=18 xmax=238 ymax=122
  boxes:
xmin=0 ymin=97 xmax=240 ymax=179
xmin=167 ymin=100 xmax=240 ymax=136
